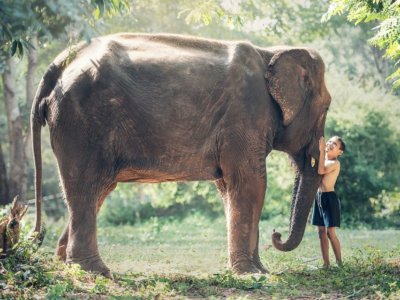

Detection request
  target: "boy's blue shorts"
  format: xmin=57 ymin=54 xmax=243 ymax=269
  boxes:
xmin=311 ymin=191 xmax=341 ymax=227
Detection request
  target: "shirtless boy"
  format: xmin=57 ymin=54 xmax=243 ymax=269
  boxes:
xmin=312 ymin=136 xmax=346 ymax=267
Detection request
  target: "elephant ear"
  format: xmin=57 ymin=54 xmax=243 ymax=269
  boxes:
xmin=265 ymin=48 xmax=314 ymax=126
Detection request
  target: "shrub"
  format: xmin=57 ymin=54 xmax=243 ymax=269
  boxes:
xmin=326 ymin=111 xmax=400 ymax=226
xmin=98 ymin=181 xmax=222 ymax=225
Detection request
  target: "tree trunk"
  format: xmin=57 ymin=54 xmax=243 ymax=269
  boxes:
xmin=2 ymin=57 xmax=28 ymax=200
xmin=0 ymin=143 xmax=10 ymax=205
xmin=370 ymin=46 xmax=392 ymax=93
xmin=26 ymin=37 xmax=38 ymax=109
xmin=24 ymin=36 xmax=38 ymax=156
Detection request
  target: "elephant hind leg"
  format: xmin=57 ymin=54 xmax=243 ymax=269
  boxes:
xmin=65 ymin=189 xmax=109 ymax=277
xmin=56 ymin=222 xmax=69 ymax=261
xmin=55 ymin=182 xmax=117 ymax=263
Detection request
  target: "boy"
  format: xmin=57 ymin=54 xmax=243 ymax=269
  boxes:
xmin=312 ymin=136 xmax=345 ymax=267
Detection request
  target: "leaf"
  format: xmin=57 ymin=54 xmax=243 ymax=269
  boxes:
xmin=10 ymin=40 xmax=18 ymax=56
xmin=202 ymin=13 xmax=212 ymax=25
xmin=92 ymin=0 xmax=105 ymax=18
xmin=99 ymin=0 xmax=105 ymax=18
xmin=2 ymin=26 xmax=13 ymax=41
xmin=390 ymin=78 xmax=400 ymax=90
xmin=21 ymin=39 xmax=36 ymax=51
xmin=321 ymin=2 xmax=344 ymax=22
xmin=17 ymin=41 xmax=23 ymax=57
xmin=326 ymin=0 xmax=400 ymax=90
xmin=94 ymin=6 xmax=101 ymax=19
xmin=258 ymin=275 xmax=267 ymax=282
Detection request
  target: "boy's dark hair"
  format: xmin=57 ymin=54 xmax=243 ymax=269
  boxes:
xmin=334 ymin=136 xmax=346 ymax=152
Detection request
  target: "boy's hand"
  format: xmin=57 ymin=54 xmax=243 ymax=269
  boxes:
xmin=319 ymin=136 xmax=326 ymax=152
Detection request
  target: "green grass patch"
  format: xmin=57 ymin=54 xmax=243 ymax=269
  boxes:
xmin=1 ymin=214 xmax=399 ymax=299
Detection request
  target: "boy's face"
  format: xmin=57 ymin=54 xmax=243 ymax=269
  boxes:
xmin=325 ymin=137 xmax=343 ymax=159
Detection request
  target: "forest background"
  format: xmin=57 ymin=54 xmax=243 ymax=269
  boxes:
xmin=1 ymin=0 xmax=399 ymax=229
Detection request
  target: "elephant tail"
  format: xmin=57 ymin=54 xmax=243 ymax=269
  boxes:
xmin=31 ymin=63 xmax=60 ymax=235
xmin=31 ymin=41 xmax=88 ymax=235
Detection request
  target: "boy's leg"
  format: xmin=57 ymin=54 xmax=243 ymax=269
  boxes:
xmin=318 ymin=226 xmax=330 ymax=267
xmin=327 ymin=227 xmax=342 ymax=264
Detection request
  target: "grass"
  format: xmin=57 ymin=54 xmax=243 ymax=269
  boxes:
xmin=0 ymin=213 xmax=399 ymax=299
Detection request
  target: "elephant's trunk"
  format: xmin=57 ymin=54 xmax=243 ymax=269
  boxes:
xmin=272 ymin=154 xmax=320 ymax=251
xmin=288 ymin=170 xmax=301 ymax=227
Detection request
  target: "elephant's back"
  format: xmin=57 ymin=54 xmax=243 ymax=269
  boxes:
xmin=46 ymin=34 xmax=231 ymax=156
xmin=54 ymin=33 xmax=231 ymax=105
xmin=102 ymin=32 xmax=232 ymax=59
xmin=59 ymin=33 xmax=231 ymax=79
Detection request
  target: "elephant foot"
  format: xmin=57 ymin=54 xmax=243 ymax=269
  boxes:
xmin=232 ymin=260 xmax=260 ymax=274
xmin=230 ymin=251 xmax=268 ymax=274
xmin=67 ymin=255 xmax=111 ymax=278
xmin=253 ymin=261 xmax=268 ymax=274
xmin=253 ymin=254 xmax=269 ymax=274
xmin=230 ymin=256 xmax=262 ymax=274
xmin=56 ymin=245 xmax=67 ymax=262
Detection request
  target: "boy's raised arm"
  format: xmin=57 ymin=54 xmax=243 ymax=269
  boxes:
xmin=318 ymin=136 xmax=339 ymax=175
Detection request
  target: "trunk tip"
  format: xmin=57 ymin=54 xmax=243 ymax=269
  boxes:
xmin=271 ymin=231 xmax=289 ymax=252
xmin=271 ymin=230 xmax=301 ymax=252
xmin=272 ymin=231 xmax=283 ymax=249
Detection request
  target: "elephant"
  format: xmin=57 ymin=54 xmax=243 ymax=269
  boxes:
xmin=31 ymin=33 xmax=331 ymax=277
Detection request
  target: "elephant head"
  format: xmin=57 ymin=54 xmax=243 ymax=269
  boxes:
xmin=264 ymin=47 xmax=331 ymax=251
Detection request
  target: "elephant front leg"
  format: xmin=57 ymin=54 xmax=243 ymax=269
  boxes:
xmin=253 ymin=229 xmax=268 ymax=273
xmin=217 ymin=171 xmax=267 ymax=274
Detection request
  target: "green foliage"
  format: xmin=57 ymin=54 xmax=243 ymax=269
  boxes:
xmin=326 ymin=110 xmax=400 ymax=226
xmin=370 ymin=188 xmax=400 ymax=227
xmin=19 ymin=215 xmax=396 ymax=299
xmin=46 ymin=282 xmax=73 ymax=299
xmin=324 ymin=0 xmax=400 ymax=90
xmin=98 ymin=151 xmax=296 ymax=226
xmin=262 ymin=151 xmax=294 ymax=223
xmin=179 ymin=1 xmax=243 ymax=28
xmin=0 ymin=237 xmax=50 ymax=298
xmin=0 ymin=0 xmax=129 ymax=63
xmin=266 ymin=246 xmax=400 ymax=298
xmin=98 ymin=181 xmax=222 ymax=225
xmin=210 ymin=271 xmax=267 ymax=290
xmin=91 ymin=0 xmax=129 ymax=19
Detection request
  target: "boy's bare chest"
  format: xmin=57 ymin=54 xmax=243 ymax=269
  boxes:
xmin=320 ymin=168 xmax=339 ymax=192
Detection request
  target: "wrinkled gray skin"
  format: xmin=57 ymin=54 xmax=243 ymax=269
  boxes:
xmin=31 ymin=33 xmax=330 ymax=277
